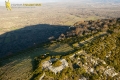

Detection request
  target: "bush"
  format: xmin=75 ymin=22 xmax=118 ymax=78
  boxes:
xmin=52 ymin=60 xmax=62 ymax=67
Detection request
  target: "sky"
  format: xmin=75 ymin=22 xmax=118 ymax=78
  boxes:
xmin=0 ymin=0 xmax=66 ymax=6
xmin=0 ymin=0 xmax=120 ymax=6
xmin=0 ymin=0 xmax=63 ymax=4
xmin=0 ymin=0 xmax=92 ymax=6
xmin=0 ymin=0 xmax=86 ymax=6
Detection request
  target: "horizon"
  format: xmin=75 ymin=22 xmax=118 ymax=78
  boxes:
xmin=0 ymin=0 xmax=120 ymax=6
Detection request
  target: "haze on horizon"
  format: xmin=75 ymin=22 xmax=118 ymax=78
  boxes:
xmin=0 ymin=0 xmax=120 ymax=6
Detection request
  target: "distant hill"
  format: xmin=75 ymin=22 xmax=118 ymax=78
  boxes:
xmin=91 ymin=0 xmax=120 ymax=3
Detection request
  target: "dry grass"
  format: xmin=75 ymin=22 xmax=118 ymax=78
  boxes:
xmin=0 ymin=43 xmax=74 ymax=80
xmin=48 ymin=43 xmax=74 ymax=53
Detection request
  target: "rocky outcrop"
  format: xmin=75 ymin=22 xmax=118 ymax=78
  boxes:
xmin=57 ymin=18 xmax=120 ymax=39
xmin=42 ymin=59 xmax=68 ymax=74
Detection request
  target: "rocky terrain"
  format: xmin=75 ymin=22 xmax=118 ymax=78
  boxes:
xmin=31 ymin=18 xmax=120 ymax=80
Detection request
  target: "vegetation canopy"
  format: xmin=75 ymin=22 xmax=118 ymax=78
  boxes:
xmin=52 ymin=60 xmax=62 ymax=67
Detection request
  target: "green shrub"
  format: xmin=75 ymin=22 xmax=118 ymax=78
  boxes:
xmin=52 ymin=60 xmax=62 ymax=67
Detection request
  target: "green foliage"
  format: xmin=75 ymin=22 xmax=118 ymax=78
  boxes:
xmin=52 ymin=60 xmax=62 ymax=67
xmin=32 ymin=20 xmax=120 ymax=80
xmin=75 ymin=68 xmax=86 ymax=75
xmin=83 ymin=24 xmax=120 ymax=72
xmin=89 ymin=73 xmax=99 ymax=80
xmin=45 ymin=70 xmax=55 ymax=77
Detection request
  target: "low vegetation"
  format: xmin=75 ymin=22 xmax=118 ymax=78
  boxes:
xmin=32 ymin=18 xmax=120 ymax=80
xmin=0 ymin=18 xmax=120 ymax=80
xmin=52 ymin=60 xmax=62 ymax=67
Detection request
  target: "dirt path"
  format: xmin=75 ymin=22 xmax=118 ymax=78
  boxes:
xmin=80 ymin=32 xmax=107 ymax=44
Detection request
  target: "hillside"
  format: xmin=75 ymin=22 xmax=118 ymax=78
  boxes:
xmin=30 ymin=18 xmax=120 ymax=80
xmin=0 ymin=1 xmax=120 ymax=58
xmin=0 ymin=18 xmax=119 ymax=80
